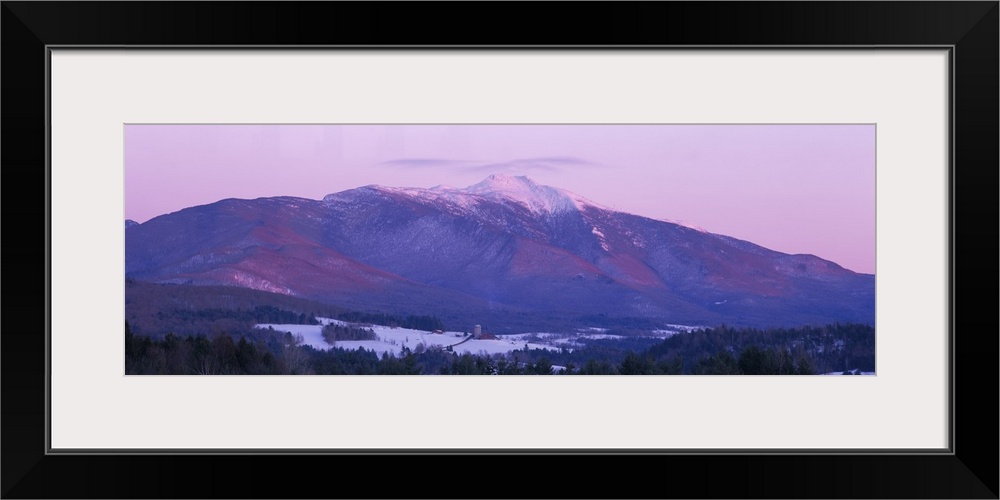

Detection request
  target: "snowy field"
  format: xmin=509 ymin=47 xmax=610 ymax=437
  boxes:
xmin=498 ymin=326 xmax=698 ymax=345
xmin=255 ymin=317 xmax=702 ymax=358
xmin=248 ymin=318 xmax=852 ymax=374
xmin=255 ymin=317 xmax=559 ymax=357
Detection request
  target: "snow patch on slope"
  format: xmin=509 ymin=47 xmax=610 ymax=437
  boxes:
xmin=591 ymin=226 xmax=610 ymax=251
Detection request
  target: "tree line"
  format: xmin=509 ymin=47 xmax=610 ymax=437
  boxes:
xmin=321 ymin=323 xmax=377 ymax=343
xmin=333 ymin=311 xmax=445 ymax=331
xmin=164 ymin=305 xmax=319 ymax=325
xmin=126 ymin=320 xmax=873 ymax=375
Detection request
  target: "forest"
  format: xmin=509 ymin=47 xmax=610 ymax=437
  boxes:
xmin=125 ymin=281 xmax=874 ymax=375
xmin=125 ymin=319 xmax=874 ymax=375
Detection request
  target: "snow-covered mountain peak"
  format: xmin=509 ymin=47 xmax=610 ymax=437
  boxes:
xmin=466 ymin=173 xmax=539 ymax=192
xmin=324 ymin=174 xmax=614 ymax=216
xmin=453 ymin=174 xmax=598 ymax=215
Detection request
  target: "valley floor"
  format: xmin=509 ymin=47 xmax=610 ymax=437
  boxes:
xmin=255 ymin=318 xmax=700 ymax=357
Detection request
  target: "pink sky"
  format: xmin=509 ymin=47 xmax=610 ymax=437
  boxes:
xmin=125 ymin=124 xmax=875 ymax=274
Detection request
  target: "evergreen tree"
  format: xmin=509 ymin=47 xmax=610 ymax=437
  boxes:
xmin=530 ymin=357 xmax=554 ymax=375
xmin=619 ymin=353 xmax=657 ymax=375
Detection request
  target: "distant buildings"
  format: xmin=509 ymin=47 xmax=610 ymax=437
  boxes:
xmin=468 ymin=324 xmax=496 ymax=340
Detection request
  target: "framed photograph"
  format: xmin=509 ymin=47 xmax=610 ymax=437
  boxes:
xmin=123 ymin=122 xmax=877 ymax=378
xmin=3 ymin=2 xmax=996 ymax=498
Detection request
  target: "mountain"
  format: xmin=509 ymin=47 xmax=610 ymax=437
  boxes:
xmin=125 ymin=174 xmax=874 ymax=329
xmin=125 ymin=219 xmax=139 ymax=229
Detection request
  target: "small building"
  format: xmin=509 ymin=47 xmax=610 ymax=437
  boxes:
xmin=433 ymin=329 xmax=443 ymax=334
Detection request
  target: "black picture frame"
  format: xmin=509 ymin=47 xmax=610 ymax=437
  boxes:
xmin=3 ymin=2 xmax=996 ymax=498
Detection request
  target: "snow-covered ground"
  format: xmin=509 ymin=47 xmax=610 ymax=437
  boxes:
xmin=650 ymin=330 xmax=682 ymax=338
xmin=255 ymin=321 xmax=558 ymax=357
xmin=501 ymin=332 xmax=559 ymax=342
xmin=662 ymin=324 xmax=704 ymax=332
xmin=255 ymin=319 xmax=703 ymax=358
xmin=315 ymin=317 xmax=349 ymax=326
xmin=649 ymin=325 xmax=705 ymax=338
xmin=254 ymin=323 xmax=330 ymax=350
xmin=578 ymin=333 xmax=624 ymax=340
xmin=248 ymin=319 xmax=848 ymax=374
xmin=501 ymin=327 xmax=693 ymax=343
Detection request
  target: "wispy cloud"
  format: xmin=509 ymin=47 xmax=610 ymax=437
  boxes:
xmin=378 ymin=156 xmax=608 ymax=175
xmin=468 ymin=157 xmax=605 ymax=174
xmin=378 ymin=158 xmax=481 ymax=168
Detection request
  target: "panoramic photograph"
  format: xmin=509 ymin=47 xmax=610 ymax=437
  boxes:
xmin=124 ymin=124 xmax=875 ymax=375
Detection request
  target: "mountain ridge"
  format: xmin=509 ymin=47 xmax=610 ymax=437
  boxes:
xmin=125 ymin=174 xmax=874 ymax=329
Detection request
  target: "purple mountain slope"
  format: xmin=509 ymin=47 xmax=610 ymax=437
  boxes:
xmin=125 ymin=174 xmax=874 ymax=328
